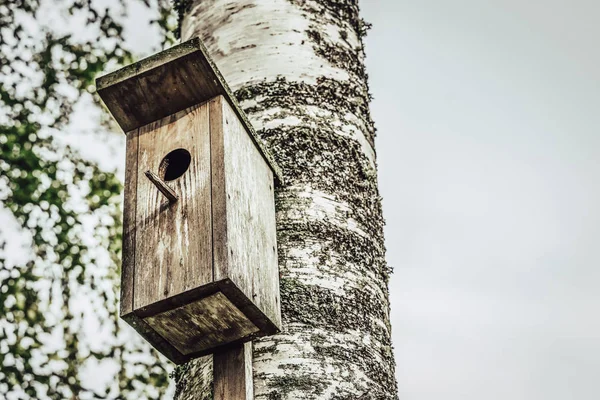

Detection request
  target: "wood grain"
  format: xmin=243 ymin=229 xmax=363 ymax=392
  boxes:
xmin=211 ymin=94 xmax=281 ymax=341
xmin=221 ymin=98 xmax=282 ymax=329
xmin=98 ymin=52 xmax=220 ymax=133
xmin=213 ymin=342 xmax=254 ymax=400
xmin=134 ymin=102 xmax=213 ymax=309
xmin=209 ymin=96 xmax=228 ymax=283
xmin=121 ymin=129 xmax=138 ymax=317
xmin=129 ymin=278 xmax=276 ymax=363
xmin=144 ymin=170 xmax=178 ymax=203
xmin=144 ymin=292 xmax=259 ymax=355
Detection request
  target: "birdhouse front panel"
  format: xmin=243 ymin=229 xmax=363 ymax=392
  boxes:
xmin=134 ymin=103 xmax=213 ymax=309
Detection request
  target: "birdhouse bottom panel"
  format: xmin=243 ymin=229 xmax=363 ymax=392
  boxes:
xmin=123 ymin=278 xmax=279 ymax=364
xmin=145 ymin=291 xmax=259 ymax=355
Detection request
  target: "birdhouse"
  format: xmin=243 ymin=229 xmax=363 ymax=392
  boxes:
xmin=95 ymin=38 xmax=283 ymax=364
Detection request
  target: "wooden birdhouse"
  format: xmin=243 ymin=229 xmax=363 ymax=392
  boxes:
xmin=95 ymin=38 xmax=283 ymax=364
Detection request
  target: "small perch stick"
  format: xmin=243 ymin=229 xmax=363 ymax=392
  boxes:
xmin=145 ymin=170 xmax=178 ymax=203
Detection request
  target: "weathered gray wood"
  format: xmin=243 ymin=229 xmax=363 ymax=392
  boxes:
xmin=95 ymin=37 xmax=283 ymax=184
xmin=123 ymin=278 xmax=274 ymax=364
xmin=98 ymin=52 xmax=220 ymax=133
xmin=122 ymin=312 xmax=187 ymax=365
xmin=213 ymin=343 xmax=253 ymax=400
xmin=145 ymin=292 xmax=259 ymax=355
xmin=215 ymin=278 xmax=280 ymax=336
xmin=144 ymin=170 xmax=179 ymax=203
xmin=209 ymin=96 xmax=228 ymax=284
xmin=120 ymin=130 xmax=138 ymax=317
xmin=134 ymin=102 xmax=213 ymax=309
xmin=221 ymin=98 xmax=282 ymax=329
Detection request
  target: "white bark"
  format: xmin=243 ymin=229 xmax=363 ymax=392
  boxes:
xmin=174 ymin=0 xmax=397 ymax=398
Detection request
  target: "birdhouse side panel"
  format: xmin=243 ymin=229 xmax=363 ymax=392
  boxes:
xmin=209 ymin=96 xmax=229 ymax=288
xmin=134 ymin=103 xmax=213 ymax=310
xmin=215 ymin=97 xmax=281 ymax=329
xmin=121 ymin=130 xmax=139 ymax=317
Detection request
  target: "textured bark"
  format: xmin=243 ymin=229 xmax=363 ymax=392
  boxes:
xmin=173 ymin=0 xmax=397 ymax=398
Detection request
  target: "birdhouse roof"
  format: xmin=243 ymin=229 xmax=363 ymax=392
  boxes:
xmin=95 ymin=37 xmax=282 ymax=184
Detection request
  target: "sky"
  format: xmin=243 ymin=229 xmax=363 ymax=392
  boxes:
xmin=362 ymin=1 xmax=600 ymax=399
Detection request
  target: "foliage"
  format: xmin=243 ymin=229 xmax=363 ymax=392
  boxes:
xmin=0 ymin=0 xmax=176 ymax=398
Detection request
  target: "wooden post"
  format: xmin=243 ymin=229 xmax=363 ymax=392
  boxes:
xmin=213 ymin=343 xmax=253 ymax=399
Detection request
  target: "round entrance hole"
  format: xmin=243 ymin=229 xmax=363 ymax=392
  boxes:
xmin=159 ymin=148 xmax=191 ymax=181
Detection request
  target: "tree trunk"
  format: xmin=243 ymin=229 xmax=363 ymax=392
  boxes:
xmin=173 ymin=1 xmax=397 ymax=398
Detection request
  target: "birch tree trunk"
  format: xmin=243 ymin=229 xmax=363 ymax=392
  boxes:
xmin=172 ymin=1 xmax=397 ymax=398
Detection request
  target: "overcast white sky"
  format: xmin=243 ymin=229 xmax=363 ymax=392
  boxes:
xmin=362 ymin=1 xmax=600 ymax=399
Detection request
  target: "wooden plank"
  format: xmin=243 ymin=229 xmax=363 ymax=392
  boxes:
xmin=124 ymin=279 xmax=268 ymax=364
xmin=144 ymin=292 xmax=259 ymax=356
xmin=209 ymin=96 xmax=228 ymax=283
xmin=221 ymin=99 xmax=282 ymax=329
xmin=134 ymin=102 xmax=213 ymax=309
xmin=120 ymin=129 xmax=138 ymax=317
xmin=213 ymin=342 xmax=253 ymax=400
xmin=122 ymin=312 xmax=187 ymax=365
xmin=97 ymin=52 xmax=221 ymax=133
xmin=217 ymin=278 xmax=280 ymax=336
xmin=96 ymin=39 xmax=208 ymax=94
xmin=96 ymin=37 xmax=284 ymax=185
